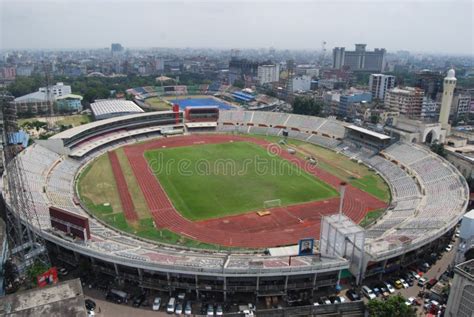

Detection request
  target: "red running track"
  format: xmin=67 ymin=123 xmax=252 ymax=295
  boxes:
xmin=107 ymin=151 xmax=139 ymax=222
xmin=123 ymin=134 xmax=387 ymax=248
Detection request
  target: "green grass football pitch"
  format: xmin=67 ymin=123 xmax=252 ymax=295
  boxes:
xmin=144 ymin=141 xmax=339 ymax=220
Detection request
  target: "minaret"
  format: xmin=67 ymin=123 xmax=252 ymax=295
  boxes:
xmin=438 ymin=68 xmax=457 ymax=133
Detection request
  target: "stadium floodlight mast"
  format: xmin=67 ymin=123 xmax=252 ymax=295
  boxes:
xmin=338 ymin=182 xmax=347 ymax=222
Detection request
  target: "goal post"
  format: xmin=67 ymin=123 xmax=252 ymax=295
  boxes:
xmin=263 ymin=199 xmax=281 ymax=209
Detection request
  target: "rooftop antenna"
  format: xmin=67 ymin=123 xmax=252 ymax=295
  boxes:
xmin=319 ymin=41 xmax=327 ymax=67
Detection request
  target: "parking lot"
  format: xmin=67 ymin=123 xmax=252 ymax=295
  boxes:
xmin=355 ymin=236 xmax=459 ymax=315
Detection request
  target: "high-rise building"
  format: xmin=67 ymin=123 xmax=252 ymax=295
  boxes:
xmin=439 ymin=69 xmax=457 ymax=131
xmin=369 ymin=74 xmax=396 ymax=101
xmin=291 ymin=75 xmax=312 ymax=92
xmin=38 ymin=82 xmax=71 ymax=97
xmin=385 ymin=87 xmax=424 ymax=119
xmin=257 ymin=64 xmax=280 ymax=85
xmin=332 ymin=47 xmax=345 ymax=69
xmin=415 ymin=70 xmax=443 ymax=100
xmin=228 ymin=58 xmax=259 ymax=85
xmin=338 ymin=90 xmax=372 ymax=117
xmin=332 ymin=44 xmax=386 ymax=72
xmin=451 ymin=94 xmax=471 ymax=120
xmin=421 ymin=97 xmax=440 ymax=120
xmin=111 ymin=43 xmax=124 ymax=56
xmin=445 ymin=259 xmax=474 ymax=317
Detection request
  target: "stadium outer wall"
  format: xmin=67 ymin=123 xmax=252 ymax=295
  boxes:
xmin=2 ymin=110 xmax=469 ymax=304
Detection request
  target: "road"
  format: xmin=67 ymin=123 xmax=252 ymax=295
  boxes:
xmin=391 ymin=238 xmax=458 ymax=315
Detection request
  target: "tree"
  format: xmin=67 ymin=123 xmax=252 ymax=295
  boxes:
xmin=233 ymin=80 xmax=244 ymax=89
xmin=430 ymin=142 xmax=446 ymax=158
xmin=465 ymin=248 xmax=474 ymax=261
xmin=26 ymin=260 xmax=49 ymax=284
xmin=370 ymin=114 xmax=380 ymax=124
xmin=367 ymin=295 xmax=416 ymax=317
xmin=292 ymin=96 xmax=322 ymax=116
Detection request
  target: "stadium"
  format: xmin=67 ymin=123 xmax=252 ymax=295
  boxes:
xmin=127 ymin=84 xmax=238 ymax=111
xmin=3 ymin=107 xmax=469 ymax=308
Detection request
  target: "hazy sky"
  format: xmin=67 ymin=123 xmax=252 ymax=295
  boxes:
xmin=1 ymin=0 xmax=473 ymax=54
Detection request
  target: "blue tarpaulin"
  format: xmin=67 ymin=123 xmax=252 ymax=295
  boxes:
xmin=8 ymin=130 xmax=29 ymax=148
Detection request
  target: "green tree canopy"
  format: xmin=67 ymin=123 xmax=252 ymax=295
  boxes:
xmin=292 ymin=96 xmax=322 ymax=116
xmin=367 ymin=295 xmax=416 ymax=317
xmin=430 ymin=142 xmax=446 ymax=158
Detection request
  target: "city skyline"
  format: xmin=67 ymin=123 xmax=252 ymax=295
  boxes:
xmin=1 ymin=0 xmax=473 ymax=55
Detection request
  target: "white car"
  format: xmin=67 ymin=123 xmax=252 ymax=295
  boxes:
xmin=216 ymin=305 xmax=223 ymax=316
xmin=410 ymin=271 xmax=421 ymax=280
xmin=207 ymin=304 xmax=214 ymax=316
xmin=152 ymin=297 xmax=161 ymax=311
xmin=400 ymin=278 xmax=409 ymax=288
xmin=336 ymin=296 xmax=346 ymax=303
xmin=384 ymin=282 xmax=395 ymax=294
xmin=175 ymin=303 xmax=183 ymax=315
xmin=362 ymin=286 xmax=376 ymax=300
xmin=418 ymin=277 xmax=427 ymax=287
xmin=405 ymin=297 xmax=416 ymax=306
xmin=446 ymin=244 xmax=453 ymax=252
xmin=184 ymin=302 xmax=192 ymax=315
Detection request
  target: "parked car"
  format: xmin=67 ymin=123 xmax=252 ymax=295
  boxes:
xmin=418 ymin=264 xmax=429 ymax=273
xmin=361 ymin=286 xmax=376 ymax=300
xmin=152 ymin=297 xmax=162 ymax=311
xmin=216 ymin=304 xmax=223 ymax=316
xmin=206 ymin=304 xmax=215 ymax=316
xmin=106 ymin=289 xmax=128 ymax=304
xmin=329 ymin=295 xmax=346 ymax=304
xmin=400 ymin=278 xmax=409 ymax=289
xmin=380 ymin=287 xmax=390 ymax=299
xmin=446 ymin=244 xmax=453 ymax=252
xmin=132 ymin=293 xmax=146 ymax=308
xmin=184 ymin=302 xmax=192 ymax=315
xmin=427 ymin=278 xmax=438 ymax=289
xmin=167 ymin=297 xmax=176 ymax=314
xmin=177 ymin=293 xmax=186 ymax=300
xmin=405 ymin=297 xmax=416 ymax=306
xmin=175 ymin=303 xmax=183 ymax=315
xmin=372 ymin=287 xmax=381 ymax=297
xmin=346 ymin=289 xmax=361 ymax=301
xmin=418 ymin=277 xmax=428 ymax=287
xmin=409 ymin=271 xmax=420 ymax=280
xmin=384 ymin=282 xmax=395 ymax=294
xmin=85 ymin=299 xmax=96 ymax=312
xmin=319 ymin=296 xmax=331 ymax=305
xmin=394 ymin=280 xmax=403 ymax=289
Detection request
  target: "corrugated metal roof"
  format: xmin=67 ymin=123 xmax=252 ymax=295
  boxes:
xmin=91 ymin=99 xmax=144 ymax=118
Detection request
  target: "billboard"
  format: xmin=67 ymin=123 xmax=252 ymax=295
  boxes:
xmin=298 ymin=238 xmax=314 ymax=256
xmin=49 ymin=206 xmax=91 ymax=240
xmin=37 ymin=267 xmax=58 ymax=288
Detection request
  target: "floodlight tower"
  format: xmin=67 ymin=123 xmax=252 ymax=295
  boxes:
xmin=338 ymin=182 xmax=347 ymax=221
xmin=0 ymin=93 xmax=50 ymax=275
